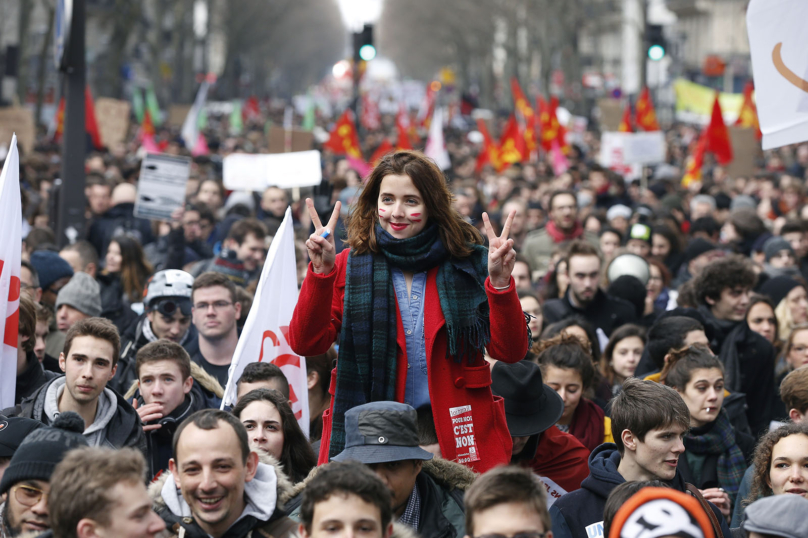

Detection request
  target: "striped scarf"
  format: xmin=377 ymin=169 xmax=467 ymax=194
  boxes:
xmin=329 ymin=223 xmax=490 ymax=459
xmin=684 ymin=408 xmax=747 ymax=501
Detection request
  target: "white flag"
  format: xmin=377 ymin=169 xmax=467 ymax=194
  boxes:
xmin=0 ymin=134 xmax=22 ymax=409
xmin=747 ymin=0 xmax=808 ymax=149
xmin=221 ymin=207 xmax=309 ymax=436
xmin=181 ymin=82 xmax=210 ymax=150
xmin=425 ymin=107 xmax=451 ymax=170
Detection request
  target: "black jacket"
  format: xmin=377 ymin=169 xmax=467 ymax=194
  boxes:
xmin=549 ymin=444 xmax=731 ymax=538
xmin=143 ymin=227 xmax=213 ymax=273
xmin=543 ymin=289 xmax=637 ymax=337
xmin=414 ymin=464 xmax=467 ymax=538
xmin=15 ymin=351 xmax=58 ymax=405
xmin=4 ymin=376 xmax=146 ymax=455
xmin=96 ymin=272 xmax=138 ymax=335
xmin=86 ymin=202 xmax=155 ymax=258
xmin=110 ymin=315 xmax=199 ymax=394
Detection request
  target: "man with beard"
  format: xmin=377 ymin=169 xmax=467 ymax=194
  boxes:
xmin=190 ymin=272 xmax=242 ymax=387
xmin=542 ymin=241 xmax=636 ymax=338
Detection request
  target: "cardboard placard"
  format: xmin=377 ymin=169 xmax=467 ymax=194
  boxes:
xmin=223 ymin=150 xmax=322 ymax=191
xmin=0 ymin=107 xmax=35 ymax=154
xmin=167 ymin=104 xmax=192 ymax=127
xmin=95 ymin=98 xmax=131 ymax=147
xmin=134 ymin=153 xmax=191 ymax=220
xmin=267 ymin=126 xmax=314 ymax=153
xmin=598 ymin=99 xmax=623 ymax=132
xmin=726 ymin=126 xmax=759 ymax=178
xmin=600 ymin=131 xmax=666 ymax=165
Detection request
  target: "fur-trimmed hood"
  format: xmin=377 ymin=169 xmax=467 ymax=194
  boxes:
xmin=150 ymin=451 xmax=296 ymax=511
xmin=125 ymin=361 xmax=224 ymax=401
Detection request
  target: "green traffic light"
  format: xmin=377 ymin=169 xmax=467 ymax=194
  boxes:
xmin=648 ymin=44 xmax=665 ymax=61
xmin=359 ymin=44 xmax=376 ymax=61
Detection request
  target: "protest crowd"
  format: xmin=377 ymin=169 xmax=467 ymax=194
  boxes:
xmin=3 ymin=71 xmax=808 ymax=538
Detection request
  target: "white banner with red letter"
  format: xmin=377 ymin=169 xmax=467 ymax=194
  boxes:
xmin=0 ymin=134 xmax=22 ymax=409
xmin=220 ymin=207 xmax=309 ymax=436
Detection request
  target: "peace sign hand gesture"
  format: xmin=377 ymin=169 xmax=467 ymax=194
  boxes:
xmin=483 ymin=210 xmax=517 ymax=289
xmin=305 ymin=198 xmax=342 ymax=275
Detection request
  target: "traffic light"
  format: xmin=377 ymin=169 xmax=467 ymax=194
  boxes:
xmin=646 ymin=24 xmax=666 ymax=61
xmin=353 ymin=24 xmax=376 ymax=62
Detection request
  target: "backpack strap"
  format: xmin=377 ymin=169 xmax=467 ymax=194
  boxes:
xmin=686 ymin=482 xmax=724 ymax=538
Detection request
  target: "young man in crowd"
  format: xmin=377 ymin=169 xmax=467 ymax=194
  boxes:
xmin=298 ymin=461 xmax=394 ymax=538
xmin=259 ymin=186 xmax=290 ymax=232
xmin=463 ymin=466 xmax=552 ymax=538
xmin=543 ymin=240 xmax=637 ymax=337
xmin=29 ymin=250 xmax=75 ymax=359
xmin=191 ymin=272 xmax=242 ymax=387
xmin=635 ymin=314 xmax=710 ymax=377
xmin=112 ymin=269 xmax=198 ymax=393
xmin=161 ymin=409 xmax=296 ymax=538
xmin=192 ymin=218 xmax=267 ymax=284
xmin=144 ymin=203 xmax=215 ymax=273
xmin=522 ymin=190 xmax=599 ymax=279
xmin=0 ymin=412 xmax=89 ymax=537
xmin=695 ymin=255 xmax=777 ymax=435
xmin=55 ymin=272 xmax=103 ymax=334
xmin=20 ymin=260 xmax=42 ymax=304
xmin=491 ymin=360 xmax=590 ymax=503
xmin=548 ymin=378 xmax=730 ymax=538
xmin=59 ymin=240 xmax=99 ymax=278
xmin=4 ymin=318 xmax=145 ymax=454
xmin=131 ymin=339 xmax=215 ymax=480
xmin=15 ymin=294 xmax=58 ymax=405
xmin=48 ymin=447 xmax=166 ymax=538
xmin=236 ymin=362 xmax=290 ymax=401
xmin=331 ymin=401 xmax=470 ymax=538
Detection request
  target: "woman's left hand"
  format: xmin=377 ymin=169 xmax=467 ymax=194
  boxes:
xmin=483 ymin=210 xmax=516 ymax=289
xmin=699 ymin=488 xmax=731 ymax=518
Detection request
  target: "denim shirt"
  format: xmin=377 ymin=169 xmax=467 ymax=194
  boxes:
xmin=391 ymin=268 xmax=430 ymax=409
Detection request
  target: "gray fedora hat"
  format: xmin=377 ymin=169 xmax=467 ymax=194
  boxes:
xmin=332 ymin=401 xmax=434 ymax=464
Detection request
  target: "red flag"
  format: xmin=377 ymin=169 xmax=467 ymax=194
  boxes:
xmin=243 ymin=96 xmax=261 ymax=122
xmin=417 ymin=84 xmax=436 ymax=129
xmin=735 ymin=81 xmax=761 ymax=140
xmin=681 ymin=133 xmax=707 ymax=187
xmin=141 ymin=109 xmax=156 ymax=140
xmin=635 ymin=87 xmax=660 ymax=131
xmin=0 ymin=134 xmax=22 ymax=407
xmin=498 ymin=115 xmax=526 ymax=170
xmin=510 ymin=78 xmax=537 ymax=153
xmin=370 ymin=138 xmax=394 ymax=165
xmin=85 ymin=86 xmax=103 ymax=150
xmin=395 ymin=110 xmax=413 ymax=150
xmin=704 ymin=93 xmax=733 ymax=165
xmin=537 ymin=96 xmax=568 ymax=153
xmin=475 ymin=119 xmax=501 ymax=173
xmin=54 ymin=97 xmax=65 ymax=142
xmin=324 ymin=109 xmax=362 ymax=159
xmin=361 ymin=93 xmax=381 ymax=130
xmin=618 ymin=103 xmax=634 ymax=132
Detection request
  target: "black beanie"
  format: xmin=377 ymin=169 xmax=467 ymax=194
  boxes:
xmin=0 ymin=412 xmax=89 ymax=495
xmin=760 ymin=276 xmax=802 ymax=307
xmin=608 ymin=275 xmax=647 ymax=319
xmin=0 ymin=415 xmax=43 ymax=458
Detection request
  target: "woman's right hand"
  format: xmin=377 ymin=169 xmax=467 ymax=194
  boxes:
xmin=305 ymin=198 xmax=342 ymax=275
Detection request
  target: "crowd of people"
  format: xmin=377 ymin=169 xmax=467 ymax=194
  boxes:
xmin=2 ymin=101 xmax=808 ymax=538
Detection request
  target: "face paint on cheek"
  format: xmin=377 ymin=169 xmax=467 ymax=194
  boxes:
xmin=411 ymin=213 xmax=421 ymax=217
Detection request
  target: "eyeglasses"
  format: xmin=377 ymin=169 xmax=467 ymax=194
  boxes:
xmin=476 ymin=532 xmax=546 ymax=538
xmin=12 ymin=484 xmax=49 ymax=507
xmin=193 ymin=301 xmax=234 ymax=311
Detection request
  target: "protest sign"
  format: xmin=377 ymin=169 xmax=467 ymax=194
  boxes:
xmin=726 ymin=126 xmax=759 ymax=178
xmin=601 ymin=131 xmax=665 ymax=167
xmin=599 ymin=132 xmax=642 ymax=180
xmin=167 ymin=104 xmax=192 ymax=127
xmin=133 ymin=153 xmax=191 ymax=220
xmin=597 ymin=99 xmax=623 ymax=132
xmin=0 ymin=108 xmax=35 ymax=154
xmin=267 ymin=126 xmax=314 ymax=153
xmin=223 ymin=150 xmax=322 ymax=191
xmin=95 ymin=98 xmax=130 ymax=147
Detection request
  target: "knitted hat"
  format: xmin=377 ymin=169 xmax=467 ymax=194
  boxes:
xmin=682 ymin=238 xmax=717 ymax=265
xmin=760 ymin=275 xmax=803 ymax=307
xmin=608 ymin=487 xmax=714 ymax=538
xmin=730 ymin=194 xmax=757 ymax=212
xmin=0 ymin=412 xmax=88 ymax=495
xmin=29 ymin=250 xmax=74 ymax=291
xmin=0 ymin=415 xmax=43 ymax=458
xmin=55 ymin=272 xmax=102 ymax=317
xmin=763 ymin=236 xmax=796 ymax=262
xmin=212 ymin=250 xmax=250 ymax=287
xmin=743 ymin=495 xmax=808 ymax=538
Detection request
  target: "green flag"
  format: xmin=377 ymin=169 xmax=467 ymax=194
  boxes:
xmin=197 ymin=106 xmax=208 ymax=130
xmin=145 ymin=84 xmax=162 ymax=126
xmin=302 ymin=93 xmax=316 ymax=131
xmin=132 ymin=87 xmax=144 ymax=123
xmin=230 ymin=100 xmax=243 ymax=134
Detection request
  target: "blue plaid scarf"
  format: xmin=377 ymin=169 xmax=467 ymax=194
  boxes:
xmin=684 ymin=408 xmax=747 ymax=501
xmin=329 ymin=223 xmax=490 ymax=459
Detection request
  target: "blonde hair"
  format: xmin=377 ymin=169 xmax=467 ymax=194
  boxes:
xmin=775 ymin=297 xmax=795 ymax=344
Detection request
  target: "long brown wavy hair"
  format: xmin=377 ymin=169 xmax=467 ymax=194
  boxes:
xmin=747 ymin=421 xmax=808 ymax=504
xmin=345 ymin=150 xmax=482 ymax=257
xmin=106 ymin=235 xmax=153 ymax=304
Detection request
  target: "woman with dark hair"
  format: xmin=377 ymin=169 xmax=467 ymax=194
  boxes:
xmin=646 ymin=258 xmax=677 ymax=314
xmin=745 ymin=294 xmax=778 ymax=346
xmin=651 ymin=224 xmax=683 ymax=274
xmin=232 ymin=388 xmax=317 ymax=484
xmin=97 ymin=234 xmax=152 ymax=331
xmin=721 ymin=208 xmax=767 ymax=257
xmin=536 ymin=333 xmax=613 ymax=452
xmin=661 ymin=344 xmax=754 ymax=518
xmin=289 ymin=150 xmax=528 ymax=473
xmin=541 ymin=315 xmax=602 ymax=364
xmin=600 ymin=324 xmax=645 ymax=398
